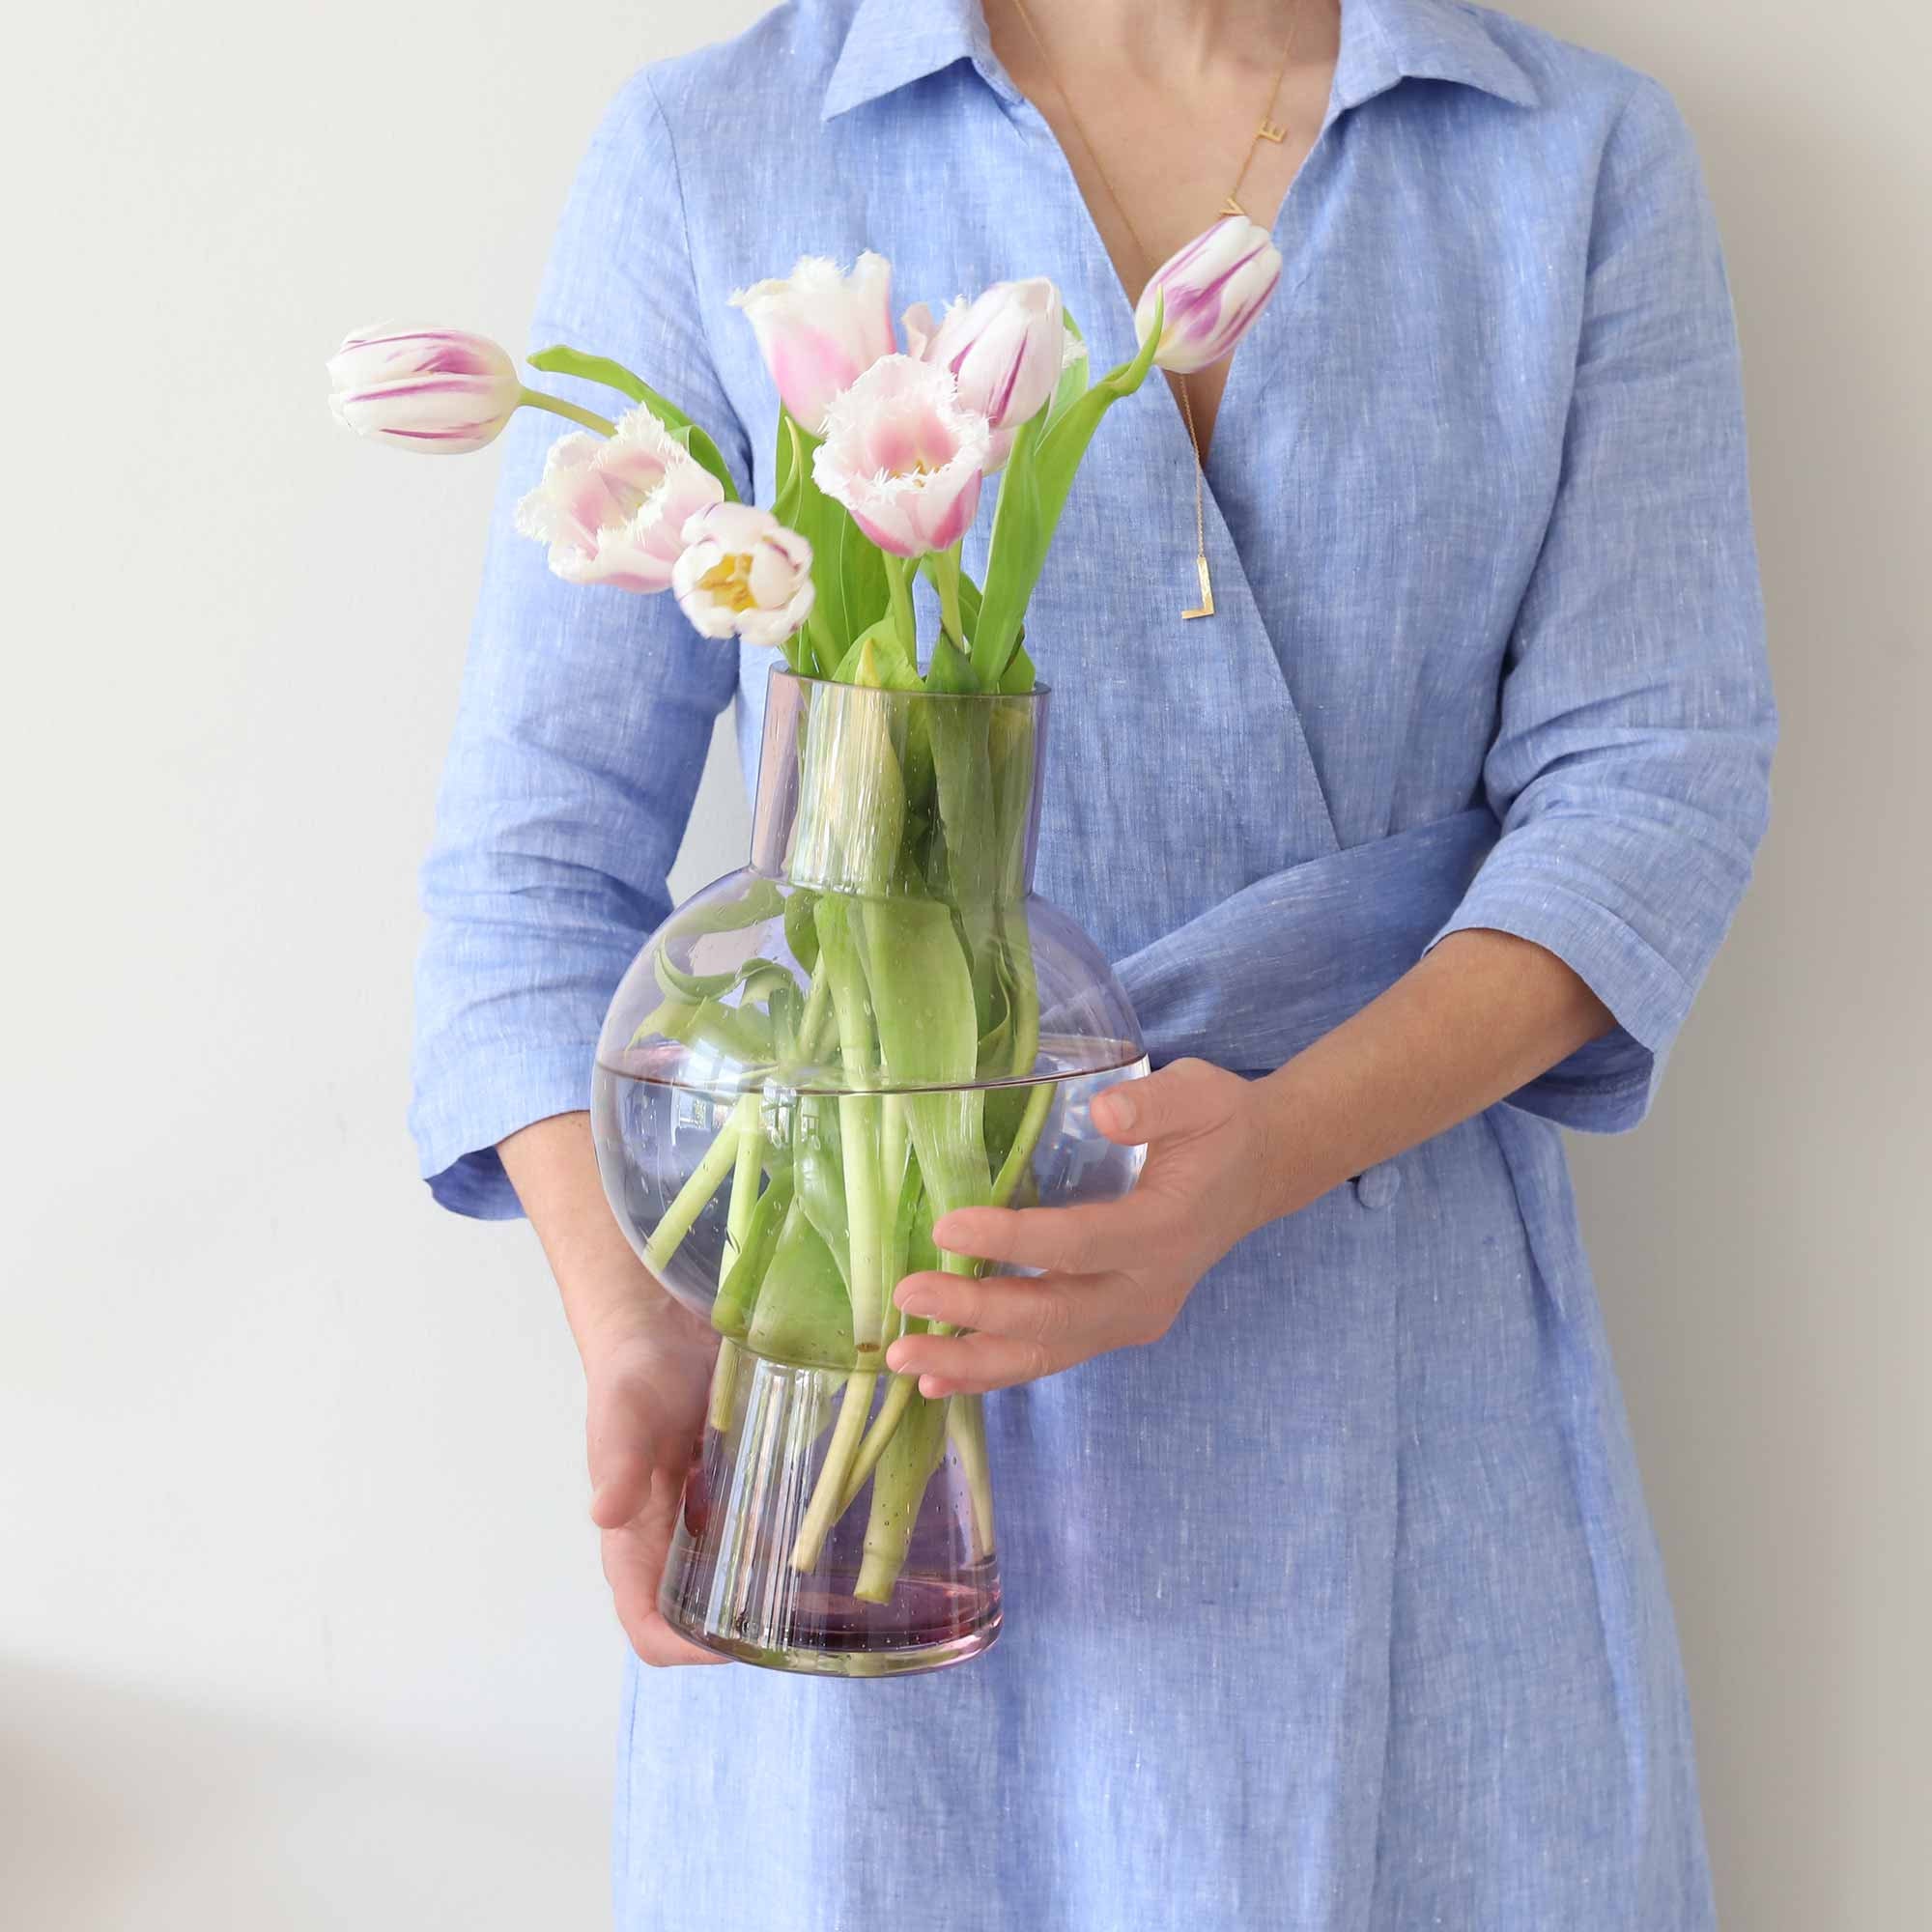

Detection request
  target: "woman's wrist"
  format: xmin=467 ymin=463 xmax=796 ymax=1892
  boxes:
xmin=498 ymin=1110 xmax=692 ymax=1365
xmin=1244 ymin=929 xmax=1617 ymax=1229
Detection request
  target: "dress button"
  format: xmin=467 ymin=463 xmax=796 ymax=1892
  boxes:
xmin=1352 ymin=1162 xmax=1403 ymax=1210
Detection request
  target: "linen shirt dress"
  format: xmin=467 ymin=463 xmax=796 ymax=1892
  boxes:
xmin=411 ymin=3 xmax=1776 ymax=1925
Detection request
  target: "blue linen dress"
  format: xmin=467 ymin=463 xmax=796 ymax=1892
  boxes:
xmin=410 ymin=3 xmax=1776 ymax=1925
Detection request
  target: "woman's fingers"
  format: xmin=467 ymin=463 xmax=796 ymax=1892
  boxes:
xmin=884 ymin=1323 xmax=1070 ymax=1398
xmin=886 ymin=1272 xmax=1125 ymax=1394
xmin=933 ymin=1197 xmax=1151 ymax=1274
xmin=894 ymin=1264 xmax=1099 ymax=1347
xmin=601 ymin=1468 xmax=729 ymax=1667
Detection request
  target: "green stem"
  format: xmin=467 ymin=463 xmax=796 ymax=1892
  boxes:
xmin=989 ymin=1078 xmax=1054 ymax=1209
xmin=838 ymin=1074 xmax=1051 ymax=1509
xmin=789 ymin=1370 xmax=877 ymax=1571
xmin=929 ymin=543 xmax=967 ymax=650
xmin=517 ymin=386 xmax=615 ymax=436
xmin=642 ymin=1094 xmax=753 ymax=1275
xmin=884 ymin=553 xmax=918 ymax=658
xmin=706 ymin=1340 xmax=741 ymax=1435
xmin=947 ymin=1394 xmax=996 ymax=1560
xmin=706 ymin=1112 xmax=765 ymax=1431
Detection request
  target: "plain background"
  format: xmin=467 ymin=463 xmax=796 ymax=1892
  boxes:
xmin=3 ymin=1 xmax=1925 ymax=1924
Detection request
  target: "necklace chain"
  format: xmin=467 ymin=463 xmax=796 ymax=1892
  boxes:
xmin=1005 ymin=0 xmax=1310 ymax=617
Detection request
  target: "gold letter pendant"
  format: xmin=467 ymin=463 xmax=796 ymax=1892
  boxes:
xmin=1182 ymin=551 xmax=1215 ymax=619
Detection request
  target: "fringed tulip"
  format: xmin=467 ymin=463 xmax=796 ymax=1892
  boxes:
xmin=514 ymin=409 xmax=724 ymax=594
xmin=810 ymin=356 xmax=990 ymax=559
xmin=1133 ymin=218 xmax=1283 ymax=375
xmin=327 ymin=326 xmax=523 ymax=453
xmin=672 ymin=503 xmax=816 ymax=648
xmin=730 ymin=252 xmax=895 ymax=433
xmin=903 ymin=277 xmax=1064 ymax=471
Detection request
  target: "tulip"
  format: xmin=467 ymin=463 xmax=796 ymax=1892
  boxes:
xmin=1133 ymin=217 xmax=1283 ymax=375
xmin=903 ymin=277 xmax=1064 ymax=471
xmin=327 ymin=326 xmax=524 ymax=453
xmin=729 ymin=252 xmax=895 ymax=434
xmin=514 ymin=408 xmax=724 ymax=594
xmin=672 ymin=502 xmax=816 ymax=648
xmin=810 ymin=356 xmax=990 ymax=559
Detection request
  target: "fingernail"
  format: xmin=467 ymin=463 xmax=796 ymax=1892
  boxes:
xmin=895 ymin=1283 xmax=933 ymax=1315
xmin=1094 ymin=1090 xmax=1134 ymax=1133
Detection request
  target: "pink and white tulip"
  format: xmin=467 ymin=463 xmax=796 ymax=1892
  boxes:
xmin=730 ymin=252 xmax=895 ymax=434
xmin=514 ymin=408 xmax=724 ymax=594
xmin=903 ymin=277 xmax=1064 ymax=471
xmin=1133 ymin=218 xmax=1283 ymax=375
xmin=671 ymin=503 xmax=816 ymax=648
xmin=327 ymin=326 xmax=523 ymax=453
xmin=810 ymin=356 xmax=990 ymax=559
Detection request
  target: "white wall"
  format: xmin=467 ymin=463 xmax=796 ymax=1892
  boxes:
xmin=2 ymin=3 xmax=1922 ymax=1926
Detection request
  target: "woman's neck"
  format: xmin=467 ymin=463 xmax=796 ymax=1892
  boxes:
xmin=993 ymin=0 xmax=1311 ymax=84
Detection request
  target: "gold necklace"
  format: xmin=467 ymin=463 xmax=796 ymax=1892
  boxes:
xmin=1006 ymin=0 xmax=1310 ymax=618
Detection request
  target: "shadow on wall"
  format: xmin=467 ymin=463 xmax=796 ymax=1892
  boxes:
xmin=0 ymin=1659 xmax=608 ymax=1930
xmin=1559 ymin=59 xmax=1926 ymax=1932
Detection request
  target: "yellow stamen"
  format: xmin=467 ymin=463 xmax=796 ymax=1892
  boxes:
xmin=697 ymin=552 xmax=759 ymax=612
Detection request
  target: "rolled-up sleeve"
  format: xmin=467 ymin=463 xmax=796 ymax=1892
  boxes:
xmin=410 ymin=72 xmax=749 ymax=1218
xmin=1428 ymin=76 xmax=1776 ymax=1133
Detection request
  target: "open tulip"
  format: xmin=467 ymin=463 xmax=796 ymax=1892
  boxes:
xmin=904 ymin=277 xmax=1063 ymax=471
xmin=671 ymin=502 xmax=816 ymax=648
xmin=810 ymin=356 xmax=990 ymax=559
xmin=514 ymin=408 xmax=724 ymax=594
xmin=730 ymin=252 xmax=895 ymax=434
xmin=327 ymin=326 xmax=524 ymax=453
xmin=1133 ymin=217 xmax=1283 ymax=375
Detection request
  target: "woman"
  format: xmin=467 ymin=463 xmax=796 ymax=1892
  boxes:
xmin=412 ymin=1 xmax=1774 ymax=1925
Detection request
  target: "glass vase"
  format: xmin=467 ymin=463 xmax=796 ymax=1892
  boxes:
xmin=591 ymin=668 xmax=1146 ymax=1676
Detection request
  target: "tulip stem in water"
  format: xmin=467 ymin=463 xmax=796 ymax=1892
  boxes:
xmin=518 ymin=386 xmax=616 ymax=437
xmin=789 ymin=1370 xmax=877 ymax=1572
xmin=643 ymin=1095 xmax=753 ymax=1275
xmin=947 ymin=1395 xmax=996 ymax=1560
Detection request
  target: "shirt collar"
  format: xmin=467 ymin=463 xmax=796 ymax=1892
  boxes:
xmin=821 ymin=0 xmax=1538 ymax=124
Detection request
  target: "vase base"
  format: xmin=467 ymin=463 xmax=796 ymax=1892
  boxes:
xmin=656 ymin=1350 xmax=1004 ymax=1679
xmin=663 ymin=1560 xmax=1002 ymax=1678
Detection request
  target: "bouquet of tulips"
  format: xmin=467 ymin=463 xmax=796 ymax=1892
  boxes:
xmin=333 ymin=216 xmax=1282 ymax=1620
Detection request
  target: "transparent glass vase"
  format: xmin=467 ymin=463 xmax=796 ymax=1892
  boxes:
xmin=592 ymin=669 xmax=1147 ymax=1676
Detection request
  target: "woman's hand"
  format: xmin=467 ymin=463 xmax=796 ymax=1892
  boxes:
xmin=497 ymin=1110 xmax=728 ymax=1670
xmin=581 ymin=1294 xmax=729 ymax=1667
xmin=884 ymin=1059 xmax=1281 ymax=1397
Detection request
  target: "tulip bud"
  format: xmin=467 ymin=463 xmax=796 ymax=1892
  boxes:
xmin=729 ymin=252 xmax=895 ymax=434
xmin=672 ymin=502 xmax=816 ymax=648
xmin=810 ymin=355 xmax=990 ymax=559
xmin=1133 ymin=218 xmax=1283 ymax=375
xmin=327 ymin=326 xmax=523 ymax=453
xmin=904 ymin=277 xmax=1063 ymax=471
xmin=514 ymin=407 xmax=724 ymax=594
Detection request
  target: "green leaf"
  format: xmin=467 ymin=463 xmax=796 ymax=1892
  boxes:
xmin=861 ymin=896 xmax=988 ymax=1220
xmin=783 ymin=887 xmax=821 ymax=974
xmin=773 ymin=411 xmax=890 ymax=662
xmin=832 ymin=623 xmax=922 ymax=691
xmin=924 ymin=633 xmax=980 ymax=695
xmin=1042 ymin=307 xmax=1090 ymax=434
xmin=747 ymin=1197 xmax=856 ymax=1370
xmin=973 ymin=299 xmax=1164 ymax=685
xmin=791 ymin=1094 xmax=852 ymax=1293
xmin=528 ymin=344 xmax=739 ymax=500
xmin=713 ymin=1165 xmax=795 ymax=1340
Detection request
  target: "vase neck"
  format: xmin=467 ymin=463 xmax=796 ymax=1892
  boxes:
xmin=750 ymin=669 xmax=1050 ymax=900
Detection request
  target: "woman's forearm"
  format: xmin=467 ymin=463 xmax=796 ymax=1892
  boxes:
xmin=1251 ymin=929 xmax=1615 ymax=1222
xmin=498 ymin=1111 xmax=677 ymax=1357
